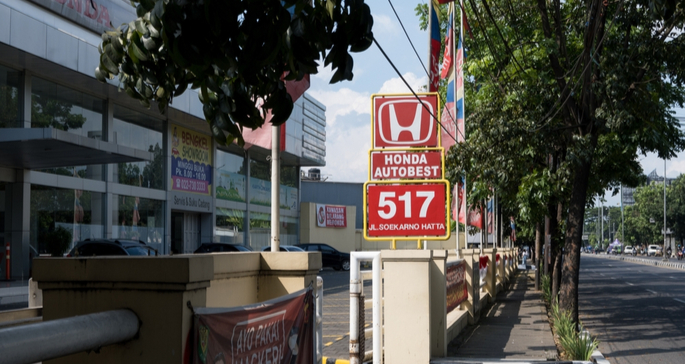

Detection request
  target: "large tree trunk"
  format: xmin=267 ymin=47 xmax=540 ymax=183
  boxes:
xmin=547 ymin=202 xmax=561 ymax=301
xmin=535 ymin=221 xmax=542 ymax=269
xmin=560 ymin=154 xmax=594 ymax=326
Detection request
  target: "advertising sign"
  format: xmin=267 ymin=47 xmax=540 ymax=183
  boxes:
xmin=193 ymin=288 xmax=314 ymax=364
xmin=316 ymin=204 xmax=347 ymax=228
xmin=370 ymin=150 xmax=442 ymax=180
xmin=171 ymin=125 xmax=212 ymax=195
xmin=373 ymin=94 xmax=439 ymax=148
xmin=28 ymin=0 xmax=137 ymax=34
xmin=366 ymin=182 xmax=448 ymax=238
xmin=216 ymin=172 xmax=246 ymax=203
xmin=249 ymin=177 xmax=299 ymax=211
xmin=446 ymin=260 xmax=468 ymax=312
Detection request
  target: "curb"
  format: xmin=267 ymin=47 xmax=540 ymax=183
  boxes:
xmin=322 ymin=356 xmax=350 ymax=364
xmin=588 ymin=253 xmax=685 ymax=270
xmin=591 ymin=349 xmax=610 ymax=364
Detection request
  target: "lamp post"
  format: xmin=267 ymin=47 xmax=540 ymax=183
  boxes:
xmin=663 ymin=159 xmax=669 ymax=262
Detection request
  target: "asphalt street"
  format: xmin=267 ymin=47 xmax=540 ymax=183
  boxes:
xmin=579 ymin=254 xmax=685 ymax=364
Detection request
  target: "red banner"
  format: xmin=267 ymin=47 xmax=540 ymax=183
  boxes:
xmin=446 ymin=260 xmax=468 ymax=312
xmin=193 ymin=289 xmax=314 ymax=364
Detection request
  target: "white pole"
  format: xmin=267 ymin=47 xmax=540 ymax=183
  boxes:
xmin=664 ymin=159 xmax=668 ymax=261
xmin=270 ymin=125 xmax=280 ymax=252
xmin=350 ymin=252 xmax=381 ymax=364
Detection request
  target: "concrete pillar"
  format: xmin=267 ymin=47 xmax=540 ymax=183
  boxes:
xmin=381 ymin=250 xmax=447 ymax=364
xmin=8 ymin=172 xmax=31 ymax=279
xmin=34 ymin=255 xmax=214 ymax=364
xmin=460 ymin=249 xmax=480 ymax=324
xmin=484 ymin=248 xmax=497 ymax=300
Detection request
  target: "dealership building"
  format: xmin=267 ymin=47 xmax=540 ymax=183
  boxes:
xmin=0 ymin=0 xmax=326 ymax=279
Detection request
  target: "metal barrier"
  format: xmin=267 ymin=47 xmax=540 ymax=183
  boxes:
xmin=316 ymin=276 xmax=323 ymax=364
xmin=0 ymin=309 xmax=139 ymax=364
xmin=350 ymin=252 xmax=382 ymax=364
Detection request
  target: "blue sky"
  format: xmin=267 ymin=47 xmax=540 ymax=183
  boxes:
xmin=306 ymin=0 xmax=685 ymax=207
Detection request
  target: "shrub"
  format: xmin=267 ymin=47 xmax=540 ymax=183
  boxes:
xmin=45 ymin=226 xmax=72 ymax=257
xmin=550 ymin=302 xmax=599 ymax=361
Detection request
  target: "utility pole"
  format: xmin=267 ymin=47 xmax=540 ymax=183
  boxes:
xmin=663 ymin=159 xmax=668 ymax=261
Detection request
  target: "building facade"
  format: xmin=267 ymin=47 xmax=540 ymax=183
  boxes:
xmin=0 ymin=0 xmax=326 ymax=278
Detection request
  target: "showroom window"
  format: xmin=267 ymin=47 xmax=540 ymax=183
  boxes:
xmin=0 ymin=64 xmax=20 ymax=128
xmin=215 ymin=208 xmax=245 ymax=245
xmin=248 ymin=159 xmax=299 ymax=210
xmin=30 ymin=185 xmax=104 ymax=256
xmin=112 ymin=106 xmax=164 ymax=189
xmin=112 ymin=194 xmax=165 ymax=253
xmin=216 ymin=150 xmax=246 ymax=202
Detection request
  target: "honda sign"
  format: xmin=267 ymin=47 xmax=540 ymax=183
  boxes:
xmin=365 ymin=181 xmax=449 ymax=238
xmin=373 ymin=94 xmax=439 ymax=148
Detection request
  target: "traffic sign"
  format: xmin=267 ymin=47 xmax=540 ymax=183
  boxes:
xmin=370 ymin=150 xmax=443 ymax=180
xmin=372 ymin=94 xmax=439 ymax=148
xmin=364 ymin=181 xmax=450 ymax=239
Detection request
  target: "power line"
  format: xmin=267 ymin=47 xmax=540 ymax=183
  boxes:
xmin=373 ymin=36 xmax=461 ymax=143
xmin=384 ymin=0 xmax=463 ymax=143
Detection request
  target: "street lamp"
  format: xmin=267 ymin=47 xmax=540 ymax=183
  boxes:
xmin=663 ymin=159 xmax=669 ymax=262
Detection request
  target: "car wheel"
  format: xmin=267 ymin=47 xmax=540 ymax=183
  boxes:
xmin=341 ymin=260 xmax=350 ymax=271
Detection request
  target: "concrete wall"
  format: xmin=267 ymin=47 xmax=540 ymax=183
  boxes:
xmin=300 ymin=202 xmax=356 ymax=253
xmin=301 ymin=181 xmax=364 ymax=228
xmin=33 ymin=252 xmax=321 ymax=363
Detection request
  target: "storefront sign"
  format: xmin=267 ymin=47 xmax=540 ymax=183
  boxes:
xmin=316 ymin=204 xmax=347 ymax=228
xmin=169 ymin=191 xmax=212 ymax=213
xmin=372 ymin=94 xmax=439 ymax=148
xmin=193 ymin=288 xmax=314 ymax=364
xmin=370 ymin=150 xmax=442 ymax=180
xmin=446 ymin=260 xmax=468 ymax=313
xmin=28 ymin=0 xmax=137 ymax=34
xmin=171 ymin=125 xmax=212 ymax=195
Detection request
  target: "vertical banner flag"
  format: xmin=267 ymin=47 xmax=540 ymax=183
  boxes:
xmin=441 ymin=4 xmax=458 ymax=151
xmin=429 ymin=1 xmax=441 ymax=92
xmin=171 ymin=125 xmax=212 ymax=195
xmin=193 ymin=288 xmax=314 ymax=364
xmin=455 ymin=18 xmax=465 ymax=144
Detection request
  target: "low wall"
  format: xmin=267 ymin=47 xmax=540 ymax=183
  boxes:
xmin=33 ymin=251 xmax=321 ymax=364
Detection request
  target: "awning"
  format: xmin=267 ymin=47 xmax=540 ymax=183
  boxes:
xmin=0 ymin=128 xmax=153 ymax=169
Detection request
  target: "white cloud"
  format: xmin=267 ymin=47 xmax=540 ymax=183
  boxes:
xmin=373 ymin=14 xmax=398 ymax=34
xmin=378 ymin=72 xmax=427 ymax=94
xmin=319 ymin=123 xmax=371 ymax=182
xmin=307 ymin=88 xmax=370 ymax=126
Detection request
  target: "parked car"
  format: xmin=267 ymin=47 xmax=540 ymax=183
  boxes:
xmin=647 ymin=245 xmax=661 ymax=256
xmin=193 ymin=243 xmax=252 ymax=253
xmin=623 ymin=246 xmax=634 ymax=254
xmin=67 ymin=239 xmax=158 ymax=257
xmin=261 ymin=245 xmax=305 ymax=252
xmin=295 ymin=243 xmax=350 ymax=271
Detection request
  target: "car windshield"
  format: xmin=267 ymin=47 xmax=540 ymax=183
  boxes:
xmin=126 ymin=246 xmax=155 ymax=256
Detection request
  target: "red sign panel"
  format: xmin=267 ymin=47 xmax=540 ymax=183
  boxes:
xmin=373 ymin=95 xmax=439 ymax=148
xmin=366 ymin=182 xmax=447 ymax=237
xmin=371 ymin=151 xmax=442 ymax=180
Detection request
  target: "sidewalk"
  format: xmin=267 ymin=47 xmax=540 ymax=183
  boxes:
xmin=444 ymin=270 xmax=557 ymax=362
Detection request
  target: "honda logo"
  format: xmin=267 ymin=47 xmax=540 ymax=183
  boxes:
xmin=373 ymin=95 xmax=438 ymax=148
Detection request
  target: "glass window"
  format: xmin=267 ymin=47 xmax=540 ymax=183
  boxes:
xmin=0 ymin=65 xmax=20 ymax=128
xmin=248 ymin=212 xmax=298 ymax=249
xmin=248 ymin=158 xmax=299 ymax=209
xmin=216 ymin=150 xmax=246 ymax=202
xmin=112 ymin=194 xmax=165 ymax=253
xmin=215 ymin=208 xmax=245 ymax=244
xmin=32 ymin=77 xmax=105 ymax=180
xmin=30 ymin=185 xmax=104 ymax=255
xmin=112 ymin=106 xmax=164 ymax=189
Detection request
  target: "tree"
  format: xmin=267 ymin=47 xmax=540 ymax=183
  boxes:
xmin=428 ymin=0 xmax=685 ymax=327
xmin=96 ymin=0 xmax=373 ymax=146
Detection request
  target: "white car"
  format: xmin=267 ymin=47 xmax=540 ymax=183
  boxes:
xmin=647 ymin=245 xmax=661 ymax=256
xmin=624 ymin=246 xmax=634 ymax=254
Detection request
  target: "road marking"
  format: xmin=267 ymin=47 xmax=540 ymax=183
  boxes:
xmin=626 ymin=282 xmax=634 ymax=286
xmin=600 ymin=273 xmax=605 ymax=276
xmin=674 ymin=299 xmax=685 ymax=304
xmin=669 ymin=276 xmax=676 ymax=279
xmin=646 ymin=289 xmax=658 ymax=294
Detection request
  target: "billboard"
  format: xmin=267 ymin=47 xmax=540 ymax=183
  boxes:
xmin=171 ymin=125 xmax=212 ymax=195
xmin=372 ymin=94 xmax=439 ymax=148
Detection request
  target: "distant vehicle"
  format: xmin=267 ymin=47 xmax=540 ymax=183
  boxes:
xmin=647 ymin=245 xmax=661 ymax=256
xmin=295 ymin=243 xmax=350 ymax=271
xmin=261 ymin=245 xmax=305 ymax=252
xmin=67 ymin=239 xmax=158 ymax=257
xmin=193 ymin=243 xmax=252 ymax=253
xmin=624 ymin=246 xmax=634 ymax=254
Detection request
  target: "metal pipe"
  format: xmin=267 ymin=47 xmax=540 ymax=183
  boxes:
xmin=350 ymin=252 xmax=381 ymax=364
xmin=271 ymin=125 xmax=281 ymax=252
xmin=0 ymin=309 xmax=139 ymax=364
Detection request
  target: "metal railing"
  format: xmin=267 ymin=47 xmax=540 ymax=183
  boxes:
xmin=0 ymin=309 xmax=139 ymax=364
xmin=350 ymin=252 xmax=382 ymax=364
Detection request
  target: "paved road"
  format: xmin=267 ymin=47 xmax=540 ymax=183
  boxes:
xmin=318 ymin=268 xmax=374 ymax=361
xmin=579 ymin=254 xmax=685 ymax=364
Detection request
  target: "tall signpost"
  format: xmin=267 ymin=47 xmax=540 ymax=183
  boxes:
xmin=364 ymin=93 xmax=450 ymax=248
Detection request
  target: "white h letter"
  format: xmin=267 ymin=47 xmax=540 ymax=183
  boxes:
xmin=389 ymin=104 xmax=422 ymax=141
